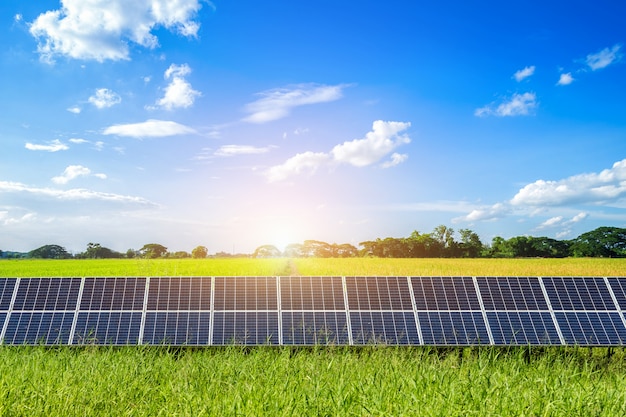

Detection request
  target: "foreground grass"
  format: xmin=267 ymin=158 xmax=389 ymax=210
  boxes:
xmin=2 ymin=257 xmax=626 ymax=277
xmin=0 ymin=346 xmax=624 ymax=416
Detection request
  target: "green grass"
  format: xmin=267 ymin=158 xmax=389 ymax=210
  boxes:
xmin=2 ymin=257 xmax=626 ymax=277
xmin=0 ymin=346 xmax=625 ymax=416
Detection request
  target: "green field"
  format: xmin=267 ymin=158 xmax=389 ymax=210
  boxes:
xmin=2 ymin=256 xmax=626 ymax=277
xmin=2 ymin=258 xmax=626 ymax=416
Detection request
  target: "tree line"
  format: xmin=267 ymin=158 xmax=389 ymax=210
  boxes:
xmin=3 ymin=226 xmax=626 ymax=260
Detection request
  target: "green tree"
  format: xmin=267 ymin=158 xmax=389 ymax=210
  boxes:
xmin=569 ymin=227 xmax=626 ymax=257
xmin=253 ymin=245 xmax=281 ymax=258
xmin=192 ymin=246 xmax=208 ymax=259
xmin=458 ymin=229 xmax=483 ymax=258
xmin=28 ymin=244 xmax=71 ymax=259
xmin=139 ymin=243 xmax=168 ymax=259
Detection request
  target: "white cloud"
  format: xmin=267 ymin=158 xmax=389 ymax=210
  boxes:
xmin=69 ymin=138 xmax=88 ymax=144
xmin=513 ymin=65 xmax=535 ymax=82
xmin=243 ymin=84 xmax=346 ymax=123
xmin=557 ymin=73 xmax=574 ymax=86
xmin=25 ymin=139 xmax=68 ymax=152
xmin=103 ymin=119 xmax=196 ymax=138
xmin=88 ymin=88 xmax=121 ymax=108
xmin=381 ymin=153 xmax=408 ymax=168
xmin=537 ymin=216 xmax=563 ymax=229
xmin=331 ymin=120 xmax=411 ymax=167
xmin=14 ymin=14 xmax=23 ymax=23
xmin=154 ymin=64 xmax=200 ymax=110
xmin=67 ymin=106 xmax=81 ymax=114
xmin=0 ymin=180 xmax=153 ymax=205
xmin=266 ymin=152 xmax=330 ymax=182
xmin=454 ymin=203 xmax=509 ymax=223
xmin=511 ymin=159 xmax=626 ymax=206
xmin=52 ymin=165 xmax=92 ymax=184
xmin=475 ymin=92 xmax=538 ymax=117
xmin=267 ymin=120 xmax=411 ymax=181
xmin=586 ymin=44 xmax=623 ymax=71
xmin=214 ymin=145 xmax=272 ymax=157
xmin=29 ymin=0 xmax=204 ymax=63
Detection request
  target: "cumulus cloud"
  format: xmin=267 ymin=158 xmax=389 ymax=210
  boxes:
xmin=475 ymin=92 xmax=538 ymax=117
xmin=67 ymin=106 xmax=81 ymax=114
xmin=103 ymin=119 xmax=196 ymax=138
xmin=513 ymin=65 xmax=535 ymax=82
xmin=535 ymin=212 xmax=588 ymax=231
xmin=243 ymin=84 xmax=346 ymax=123
xmin=88 ymin=88 xmax=121 ymax=108
xmin=266 ymin=152 xmax=331 ymax=182
xmin=557 ymin=73 xmax=574 ymax=86
xmin=25 ymin=139 xmax=69 ymax=152
xmin=586 ymin=44 xmax=623 ymax=71
xmin=29 ymin=0 xmax=204 ymax=63
xmin=511 ymin=159 xmax=626 ymax=206
xmin=0 ymin=180 xmax=153 ymax=205
xmin=52 ymin=165 xmax=106 ymax=184
xmin=331 ymin=121 xmax=411 ymax=167
xmin=214 ymin=145 xmax=272 ymax=157
xmin=154 ymin=64 xmax=200 ymax=110
xmin=267 ymin=120 xmax=411 ymax=182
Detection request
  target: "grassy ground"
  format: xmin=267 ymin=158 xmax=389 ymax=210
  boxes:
xmin=1 ymin=257 xmax=626 ymax=277
xmin=0 ymin=346 xmax=625 ymax=416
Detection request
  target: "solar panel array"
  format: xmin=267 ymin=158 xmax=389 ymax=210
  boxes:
xmin=1 ymin=276 xmax=626 ymax=346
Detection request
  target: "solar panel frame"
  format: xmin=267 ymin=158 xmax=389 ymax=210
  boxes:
xmin=212 ymin=311 xmax=280 ymax=345
xmin=0 ymin=278 xmax=17 ymax=310
xmin=143 ymin=311 xmax=211 ymax=345
xmin=81 ymin=277 xmax=146 ymax=310
xmin=542 ymin=277 xmax=617 ymax=311
xmin=73 ymin=311 xmax=142 ymax=345
xmin=412 ymin=277 xmax=482 ymax=310
xmin=13 ymin=277 xmax=81 ymax=311
xmin=282 ymin=311 xmax=349 ymax=345
xmin=345 ymin=276 xmax=413 ymax=310
xmin=555 ymin=312 xmax=626 ymax=346
xmin=487 ymin=311 xmax=562 ymax=345
xmin=477 ymin=277 xmax=548 ymax=310
xmin=418 ymin=311 xmax=490 ymax=345
xmin=4 ymin=312 xmax=75 ymax=345
xmin=607 ymin=277 xmax=626 ymax=310
xmin=350 ymin=311 xmax=420 ymax=345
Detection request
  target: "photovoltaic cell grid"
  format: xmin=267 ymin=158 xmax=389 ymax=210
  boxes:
xmin=1 ymin=276 xmax=626 ymax=346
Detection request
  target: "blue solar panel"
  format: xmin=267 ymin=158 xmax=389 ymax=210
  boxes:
xmin=413 ymin=277 xmax=481 ymax=310
xmin=73 ymin=312 xmax=142 ymax=345
xmin=81 ymin=277 xmax=146 ymax=310
xmin=4 ymin=312 xmax=74 ymax=345
xmin=418 ymin=311 xmax=490 ymax=345
xmin=487 ymin=312 xmax=561 ymax=345
xmin=555 ymin=312 xmax=626 ymax=345
xmin=212 ymin=312 xmax=279 ymax=345
xmin=350 ymin=311 xmax=420 ymax=345
xmin=0 ymin=278 xmax=16 ymax=310
xmin=2 ymin=275 xmax=626 ymax=346
xmin=281 ymin=276 xmax=344 ymax=310
xmin=143 ymin=312 xmax=210 ymax=345
xmin=477 ymin=277 xmax=548 ymax=310
xmin=543 ymin=277 xmax=616 ymax=311
xmin=346 ymin=276 xmax=412 ymax=310
xmin=608 ymin=278 xmax=626 ymax=310
xmin=13 ymin=278 xmax=81 ymax=310
xmin=282 ymin=311 xmax=349 ymax=345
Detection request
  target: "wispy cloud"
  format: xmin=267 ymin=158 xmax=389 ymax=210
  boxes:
xmin=557 ymin=73 xmax=574 ymax=86
xmin=29 ymin=0 xmax=204 ymax=63
xmin=25 ymin=139 xmax=68 ymax=152
xmin=67 ymin=106 xmax=81 ymax=114
xmin=585 ymin=44 xmax=623 ymax=71
xmin=103 ymin=119 xmax=196 ymax=138
xmin=214 ymin=145 xmax=272 ymax=157
xmin=88 ymin=88 xmax=121 ymax=108
xmin=475 ymin=92 xmax=538 ymax=117
xmin=52 ymin=165 xmax=107 ymax=184
xmin=535 ymin=212 xmax=588 ymax=231
xmin=0 ymin=180 xmax=154 ymax=205
xmin=513 ymin=65 xmax=535 ymax=82
xmin=243 ymin=84 xmax=346 ymax=123
xmin=267 ymin=120 xmax=411 ymax=182
xmin=453 ymin=203 xmax=509 ymax=223
xmin=153 ymin=63 xmax=201 ymax=110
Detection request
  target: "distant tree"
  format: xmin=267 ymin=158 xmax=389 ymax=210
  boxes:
xmin=79 ymin=242 xmax=122 ymax=259
xmin=192 ymin=246 xmax=208 ymax=259
xmin=333 ymin=243 xmax=358 ymax=258
xmin=253 ymin=245 xmax=281 ymax=258
xmin=28 ymin=244 xmax=71 ymax=259
xmin=283 ymin=243 xmax=305 ymax=258
xmin=139 ymin=243 xmax=168 ymax=259
xmin=458 ymin=229 xmax=483 ymax=258
xmin=169 ymin=251 xmax=191 ymax=259
xmin=569 ymin=227 xmax=626 ymax=257
xmin=126 ymin=249 xmax=137 ymax=259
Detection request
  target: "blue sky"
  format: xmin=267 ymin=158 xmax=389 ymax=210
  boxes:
xmin=1 ymin=0 xmax=625 ymax=254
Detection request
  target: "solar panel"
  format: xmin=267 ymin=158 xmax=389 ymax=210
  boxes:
xmin=542 ymin=277 xmax=616 ymax=311
xmin=1 ymin=275 xmax=626 ymax=346
xmin=282 ymin=311 xmax=349 ymax=345
xmin=412 ymin=277 xmax=481 ymax=310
